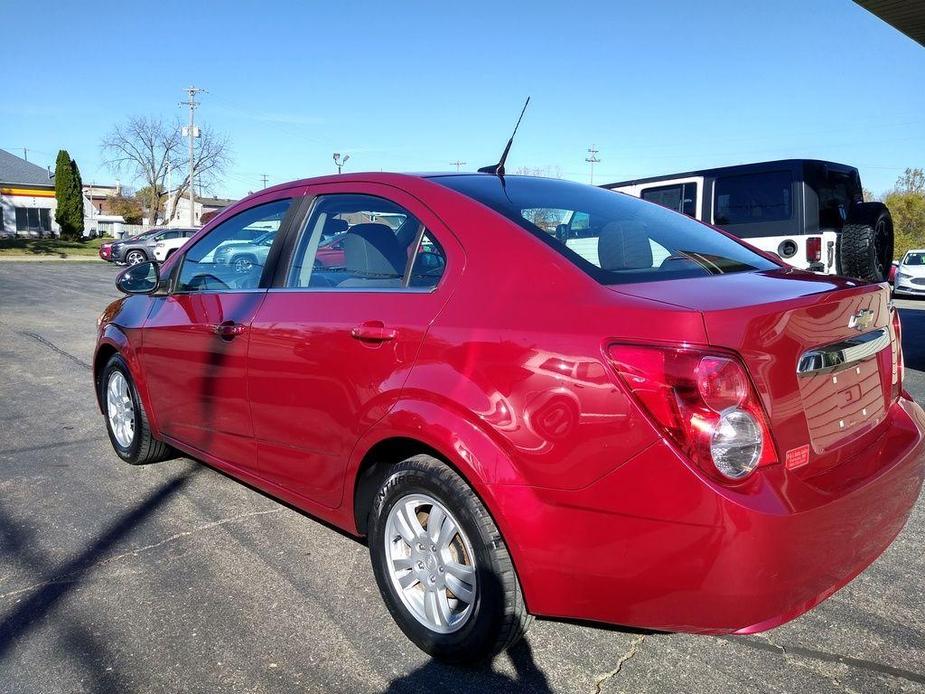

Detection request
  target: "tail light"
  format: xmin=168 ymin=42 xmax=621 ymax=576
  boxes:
xmin=608 ymin=344 xmax=778 ymax=482
xmin=806 ymin=237 xmax=822 ymax=263
xmin=891 ymin=307 xmax=904 ymax=402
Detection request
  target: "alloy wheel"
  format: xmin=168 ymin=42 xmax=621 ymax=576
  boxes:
xmin=106 ymin=371 xmax=135 ymax=448
xmin=233 ymin=257 xmax=254 ymax=274
xmin=126 ymin=251 xmax=145 ymax=265
xmin=384 ymin=493 xmax=478 ymax=634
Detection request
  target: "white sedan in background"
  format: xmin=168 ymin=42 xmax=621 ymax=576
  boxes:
xmin=894 ymin=249 xmax=925 ymax=297
xmin=153 ymin=229 xmax=198 ymax=262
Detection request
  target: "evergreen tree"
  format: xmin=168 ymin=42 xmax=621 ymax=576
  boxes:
xmin=54 ymin=150 xmax=85 ymax=240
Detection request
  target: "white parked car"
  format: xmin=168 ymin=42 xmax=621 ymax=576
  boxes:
xmin=153 ymin=229 xmax=198 ymax=262
xmin=894 ymin=249 xmax=925 ymax=297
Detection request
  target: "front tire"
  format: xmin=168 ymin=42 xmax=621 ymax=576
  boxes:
xmin=368 ymin=455 xmax=532 ymax=664
xmin=125 ymin=250 xmax=147 ymax=266
xmin=231 ymin=255 xmax=256 ymax=274
xmin=101 ymin=354 xmax=173 ymax=465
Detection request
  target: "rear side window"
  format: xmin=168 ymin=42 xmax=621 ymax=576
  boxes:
xmin=433 ymin=175 xmax=776 ymax=285
xmin=714 ymin=171 xmax=792 ymax=225
xmin=286 ymin=194 xmax=446 ymax=290
xmin=641 ymin=183 xmax=697 ymax=217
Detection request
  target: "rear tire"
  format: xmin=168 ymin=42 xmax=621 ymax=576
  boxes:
xmin=368 ymin=455 xmax=532 ymax=664
xmin=101 ymin=354 xmax=173 ymax=465
xmin=839 ymin=208 xmax=893 ymax=282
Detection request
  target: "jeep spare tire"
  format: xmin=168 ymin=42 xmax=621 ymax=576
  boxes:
xmin=838 ymin=207 xmax=893 ymax=283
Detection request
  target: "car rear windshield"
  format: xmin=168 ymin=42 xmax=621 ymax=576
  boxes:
xmin=432 ymin=175 xmax=777 ymax=285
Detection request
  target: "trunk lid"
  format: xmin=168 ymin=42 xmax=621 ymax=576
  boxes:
xmin=610 ymin=268 xmax=897 ymax=472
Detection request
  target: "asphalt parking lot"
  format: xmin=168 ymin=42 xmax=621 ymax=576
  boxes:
xmin=0 ymin=262 xmax=923 ymax=694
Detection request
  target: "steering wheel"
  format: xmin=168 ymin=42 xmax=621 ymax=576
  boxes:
xmin=186 ymin=273 xmax=230 ymax=292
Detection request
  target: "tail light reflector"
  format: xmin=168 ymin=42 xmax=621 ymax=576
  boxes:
xmin=608 ymin=344 xmax=777 ymax=482
xmin=806 ymin=237 xmax=822 ymax=262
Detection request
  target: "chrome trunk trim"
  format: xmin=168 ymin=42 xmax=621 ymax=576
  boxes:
xmin=796 ymin=328 xmax=890 ymax=376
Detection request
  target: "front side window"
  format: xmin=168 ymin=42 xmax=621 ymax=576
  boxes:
xmin=287 ymin=194 xmax=446 ymax=290
xmin=176 ymin=199 xmax=292 ymax=292
xmin=433 ymin=175 xmax=775 ymax=285
xmin=714 ymin=171 xmax=792 ymax=226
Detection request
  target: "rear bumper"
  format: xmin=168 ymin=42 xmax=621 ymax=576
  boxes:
xmin=501 ymin=396 xmax=925 ymax=633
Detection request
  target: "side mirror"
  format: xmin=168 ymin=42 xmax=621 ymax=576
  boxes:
xmin=116 ymin=261 xmax=160 ymax=295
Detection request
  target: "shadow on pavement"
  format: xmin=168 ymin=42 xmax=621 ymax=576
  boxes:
xmin=0 ymin=468 xmax=197 ymax=689
xmin=385 ymin=639 xmax=552 ymax=693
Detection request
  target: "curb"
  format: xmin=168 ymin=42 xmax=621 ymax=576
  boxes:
xmin=0 ymin=256 xmax=106 ymax=262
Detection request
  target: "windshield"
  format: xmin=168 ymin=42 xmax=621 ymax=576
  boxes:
xmin=904 ymin=252 xmax=925 ymax=266
xmin=433 ymin=175 xmax=777 ymax=284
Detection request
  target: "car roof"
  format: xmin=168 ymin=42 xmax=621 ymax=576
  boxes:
xmin=256 ymin=171 xmax=494 ymax=191
xmin=602 ymin=158 xmax=858 ymax=188
xmin=210 ymin=171 xmax=573 ymax=226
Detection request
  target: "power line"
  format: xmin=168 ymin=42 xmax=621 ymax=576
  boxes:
xmin=180 ymin=85 xmax=207 ymax=226
xmin=585 ymin=145 xmax=600 ymax=184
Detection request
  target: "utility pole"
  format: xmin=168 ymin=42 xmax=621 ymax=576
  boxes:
xmin=585 ymin=145 xmax=600 ymax=185
xmin=166 ymin=162 xmax=173 ymax=223
xmin=333 ymin=152 xmax=350 ymax=174
xmin=22 ymin=148 xmax=29 ymax=162
xmin=260 ymin=174 xmax=269 ymax=189
xmin=450 ymin=160 xmax=466 ymax=172
xmin=180 ymin=85 xmax=206 ymax=226
xmin=89 ymin=182 xmax=94 ymax=229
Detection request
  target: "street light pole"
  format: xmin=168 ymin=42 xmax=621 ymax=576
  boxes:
xmin=333 ymin=152 xmax=350 ymax=174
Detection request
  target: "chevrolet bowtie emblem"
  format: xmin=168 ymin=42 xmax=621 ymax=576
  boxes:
xmin=848 ymin=308 xmax=875 ymax=332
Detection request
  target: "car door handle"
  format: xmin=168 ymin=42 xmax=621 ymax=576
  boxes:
xmin=211 ymin=321 xmax=246 ymax=339
xmin=350 ymin=324 xmax=398 ymax=342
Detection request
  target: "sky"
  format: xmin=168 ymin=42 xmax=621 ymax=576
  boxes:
xmin=3 ymin=1 xmax=925 ymax=200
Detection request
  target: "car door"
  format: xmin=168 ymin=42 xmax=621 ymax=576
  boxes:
xmin=139 ymin=195 xmax=298 ymax=474
xmin=246 ymin=183 xmax=460 ymax=507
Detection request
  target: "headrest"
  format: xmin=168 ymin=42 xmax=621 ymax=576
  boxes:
xmin=597 ymin=220 xmax=653 ymax=270
xmin=343 ymin=223 xmax=405 ymax=277
xmin=322 ymin=217 xmax=349 ymax=237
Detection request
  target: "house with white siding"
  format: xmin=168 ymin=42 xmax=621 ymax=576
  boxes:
xmin=0 ymin=149 xmax=57 ymax=237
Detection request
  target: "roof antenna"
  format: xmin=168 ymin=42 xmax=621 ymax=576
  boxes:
xmin=478 ymin=97 xmax=530 ymax=176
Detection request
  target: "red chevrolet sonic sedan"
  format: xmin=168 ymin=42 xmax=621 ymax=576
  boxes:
xmin=95 ymin=173 xmax=925 ymax=663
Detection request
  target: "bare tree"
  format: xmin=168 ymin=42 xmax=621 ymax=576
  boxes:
xmin=100 ymin=116 xmax=231 ymax=224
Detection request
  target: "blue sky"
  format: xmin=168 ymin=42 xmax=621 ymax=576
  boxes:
xmin=3 ymin=1 xmax=924 ymax=198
